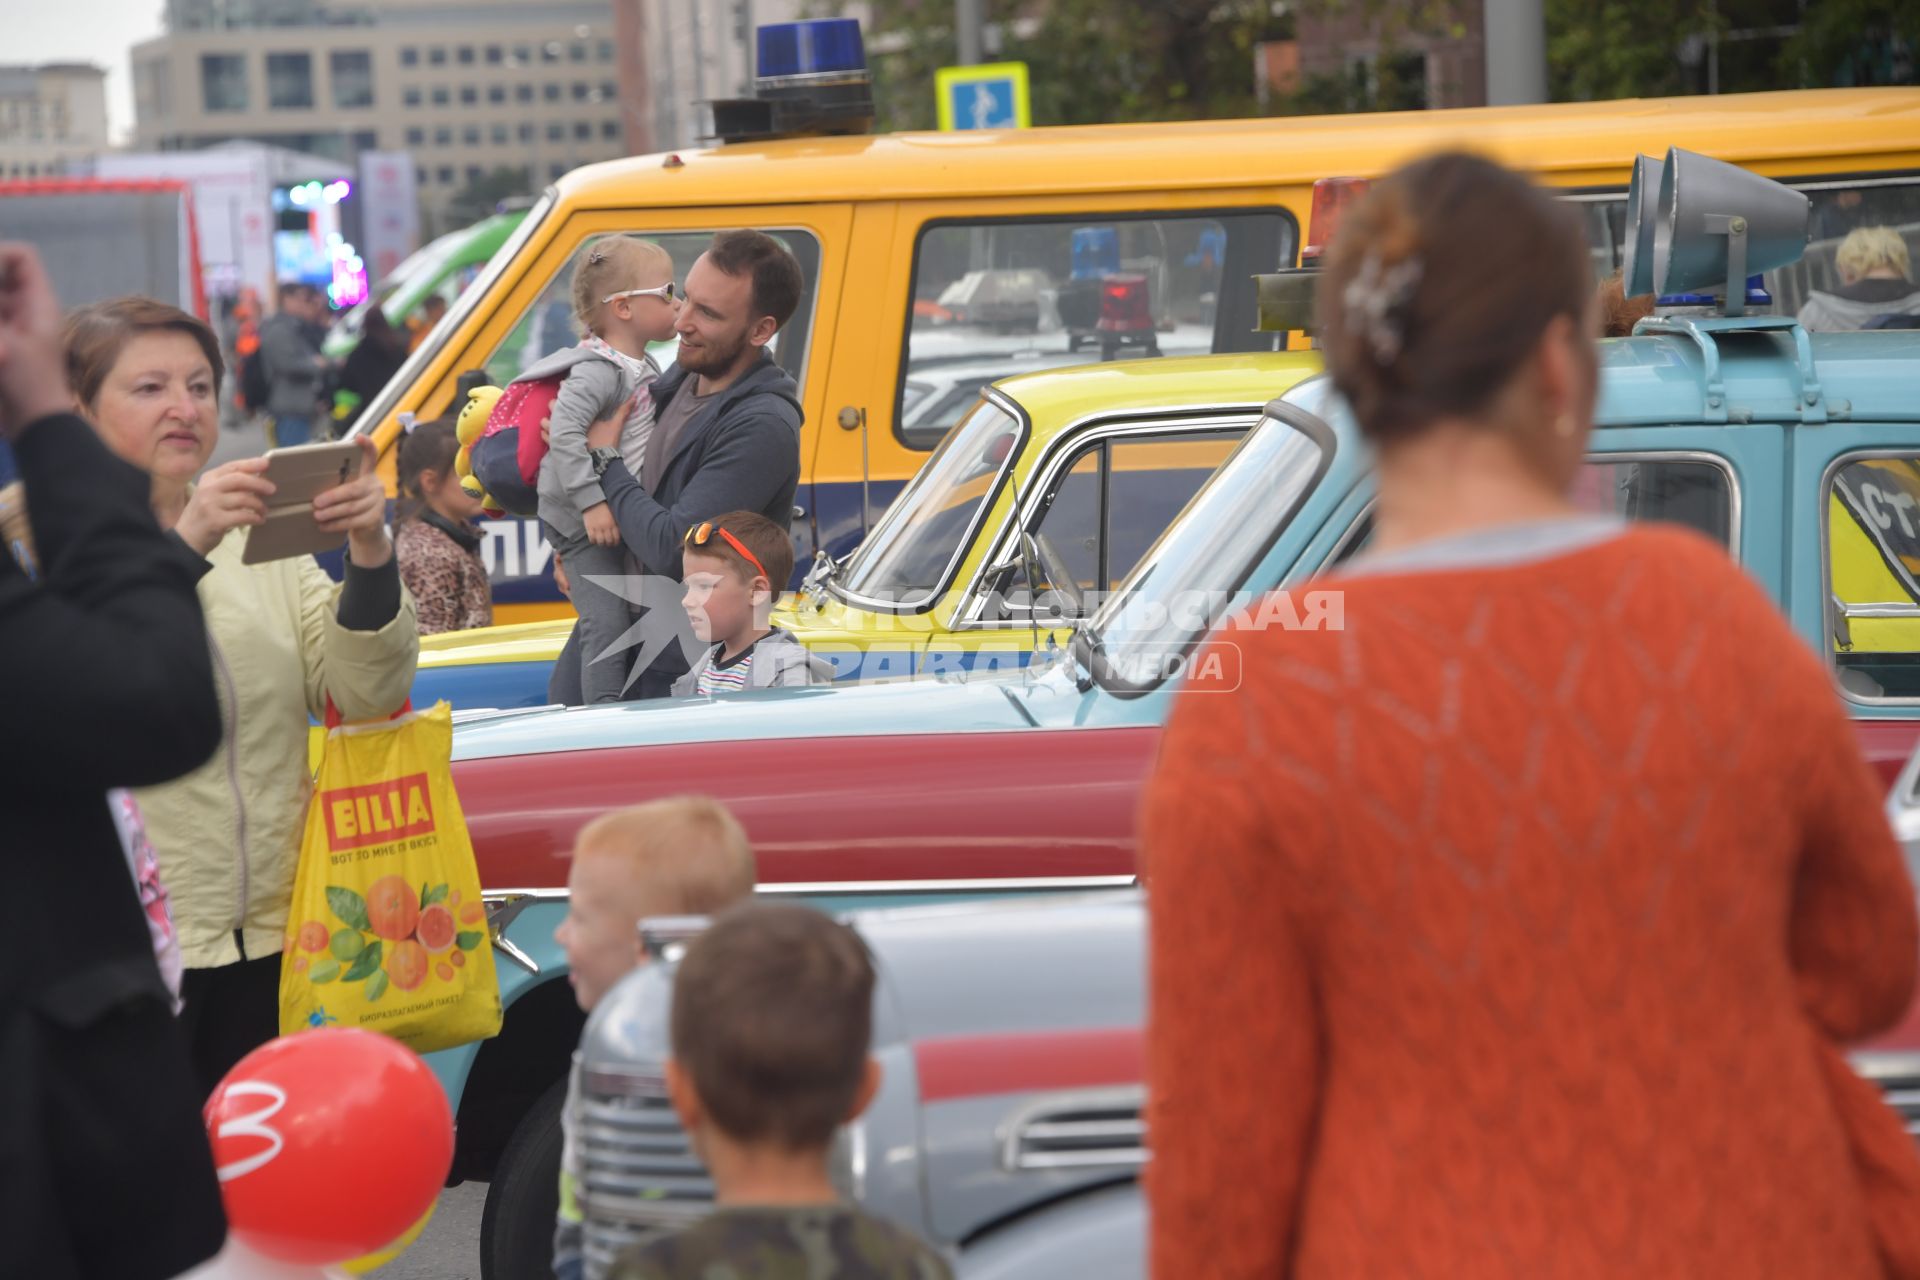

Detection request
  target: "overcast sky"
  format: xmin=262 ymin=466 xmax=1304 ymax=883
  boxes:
xmin=16 ymin=0 xmax=166 ymax=143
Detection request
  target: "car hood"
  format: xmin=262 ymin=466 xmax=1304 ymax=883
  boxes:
xmin=449 ymin=666 xmax=1060 ymax=761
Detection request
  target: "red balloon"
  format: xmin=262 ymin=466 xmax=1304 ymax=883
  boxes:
xmin=204 ymin=1028 xmax=454 ymax=1266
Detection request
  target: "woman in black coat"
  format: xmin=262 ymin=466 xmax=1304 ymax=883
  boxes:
xmin=338 ymin=306 xmax=411 ymax=430
xmin=0 ymin=245 xmax=229 ymax=1278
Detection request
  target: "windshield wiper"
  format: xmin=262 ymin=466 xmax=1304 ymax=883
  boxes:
xmin=1066 ymin=613 xmax=1107 ymax=694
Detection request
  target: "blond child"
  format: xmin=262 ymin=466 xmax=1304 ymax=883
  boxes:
xmin=550 ymin=797 xmax=758 ymax=1280
xmin=532 ymin=236 xmax=679 ymax=702
xmin=611 ymin=902 xmax=952 ymax=1280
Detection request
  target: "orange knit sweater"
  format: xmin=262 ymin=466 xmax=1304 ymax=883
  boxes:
xmin=1142 ymin=525 xmax=1920 ymax=1279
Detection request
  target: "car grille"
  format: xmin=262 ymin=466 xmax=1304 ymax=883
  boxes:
xmin=576 ymin=1067 xmax=713 ymax=1280
xmin=1001 ymin=1086 xmax=1147 ymax=1172
xmin=1852 ymin=1052 xmax=1920 ymax=1141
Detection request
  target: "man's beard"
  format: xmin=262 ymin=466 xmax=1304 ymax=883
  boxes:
xmin=676 ymin=327 xmax=751 ymax=376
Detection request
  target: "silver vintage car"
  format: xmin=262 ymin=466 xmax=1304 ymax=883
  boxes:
xmin=572 ymin=753 xmax=1920 ymax=1280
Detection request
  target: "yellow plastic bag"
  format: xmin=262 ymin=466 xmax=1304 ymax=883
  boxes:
xmin=279 ymin=700 xmax=503 ymax=1053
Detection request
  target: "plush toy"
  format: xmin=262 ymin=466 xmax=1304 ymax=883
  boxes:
xmin=452 ymin=384 xmax=506 ymax=518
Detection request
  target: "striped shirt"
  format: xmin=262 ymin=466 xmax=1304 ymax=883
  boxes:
xmin=695 ymin=644 xmax=755 ymax=695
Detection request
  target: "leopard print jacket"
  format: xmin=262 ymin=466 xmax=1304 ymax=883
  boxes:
xmin=396 ymin=518 xmax=493 ymax=635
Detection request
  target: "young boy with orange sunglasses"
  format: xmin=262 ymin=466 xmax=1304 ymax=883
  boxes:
xmin=672 ymin=510 xmax=832 ymax=695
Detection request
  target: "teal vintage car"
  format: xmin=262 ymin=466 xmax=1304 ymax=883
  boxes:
xmin=427 ymin=163 xmax=1920 ymax=1271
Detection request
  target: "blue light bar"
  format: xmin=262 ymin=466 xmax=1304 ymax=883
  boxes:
xmin=757 ymin=18 xmax=866 ymax=80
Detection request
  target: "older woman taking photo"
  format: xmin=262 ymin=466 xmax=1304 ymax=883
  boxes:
xmin=1142 ymin=153 xmax=1920 ymax=1277
xmin=65 ymin=296 xmax=419 ymax=1095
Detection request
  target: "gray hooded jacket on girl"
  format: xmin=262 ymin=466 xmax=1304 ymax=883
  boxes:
xmin=528 ymin=343 xmax=660 ymax=540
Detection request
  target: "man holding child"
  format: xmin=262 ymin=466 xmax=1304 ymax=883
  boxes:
xmin=562 ymin=228 xmax=808 ymax=701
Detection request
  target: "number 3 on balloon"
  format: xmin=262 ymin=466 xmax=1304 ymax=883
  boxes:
xmin=213 ymin=1081 xmax=288 ymax=1182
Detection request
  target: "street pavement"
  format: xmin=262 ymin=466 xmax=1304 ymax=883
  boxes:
xmin=371 ymin=1182 xmax=486 ymax=1278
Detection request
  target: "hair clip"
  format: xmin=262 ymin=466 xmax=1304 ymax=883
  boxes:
xmin=1342 ymin=252 xmax=1423 ymax=364
xmin=587 ymin=246 xmax=608 ymax=265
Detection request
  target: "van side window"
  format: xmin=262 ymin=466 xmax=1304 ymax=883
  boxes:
xmin=482 ymin=229 xmax=824 ymax=389
xmin=1829 ymin=455 xmax=1920 ymax=702
xmin=1324 ymin=455 xmax=1733 ymax=571
xmin=991 ymin=427 xmax=1245 ymax=620
xmin=898 ymin=211 xmax=1294 ymax=449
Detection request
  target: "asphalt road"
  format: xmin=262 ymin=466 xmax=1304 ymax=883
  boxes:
xmin=367 ymin=1182 xmax=487 ymax=1279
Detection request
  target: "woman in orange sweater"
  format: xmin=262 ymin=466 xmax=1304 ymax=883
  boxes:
xmin=1141 ymin=152 xmax=1920 ymax=1278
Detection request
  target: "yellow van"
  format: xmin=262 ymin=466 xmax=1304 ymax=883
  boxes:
xmin=350 ymin=85 xmax=1920 ymax=623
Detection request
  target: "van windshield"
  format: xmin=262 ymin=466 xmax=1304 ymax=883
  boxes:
xmin=834 ymin=399 xmax=1025 ymax=609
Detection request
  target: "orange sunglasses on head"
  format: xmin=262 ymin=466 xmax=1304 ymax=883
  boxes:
xmin=683 ymin=521 xmax=770 ymax=582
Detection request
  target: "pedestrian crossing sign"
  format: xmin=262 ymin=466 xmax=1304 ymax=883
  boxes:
xmin=935 ymin=62 xmax=1032 ymax=131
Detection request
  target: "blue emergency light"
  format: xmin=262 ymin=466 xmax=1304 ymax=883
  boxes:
xmin=756 ymin=19 xmax=866 ymax=83
xmin=709 ymin=19 xmax=874 ymax=144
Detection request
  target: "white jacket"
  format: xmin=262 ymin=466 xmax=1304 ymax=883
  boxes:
xmin=135 ymin=529 xmax=418 ymax=968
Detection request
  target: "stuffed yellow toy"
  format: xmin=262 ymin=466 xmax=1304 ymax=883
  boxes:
xmin=452 ymin=384 xmax=505 ymax=517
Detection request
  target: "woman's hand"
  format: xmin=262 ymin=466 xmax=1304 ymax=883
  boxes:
xmin=0 ymin=244 xmax=76 ymax=438
xmin=314 ymin=435 xmax=392 ymax=568
xmin=175 ymin=457 xmax=275 ymax=556
xmin=584 ymin=392 xmax=639 ymax=451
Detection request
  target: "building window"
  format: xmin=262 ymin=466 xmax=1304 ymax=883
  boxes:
xmin=463 ymin=124 xmax=480 ymax=145
xmin=401 ymin=47 xmax=418 ymax=67
xmin=201 ymin=54 xmax=248 ymax=112
xmin=518 ymin=122 xmax=533 ymax=142
xmin=437 ymin=165 xmax=453 ymax=183
xmin=516 ymin=84 xmax=533 ymax=103
xmin=429 ymin=47 xmax=447 ymax=66
xmin=488 ymin=123 xmax=506 ymax=144
xmin=572 ymin=82 xmax=589 ymax=101
xmin=485 ymin=45 xmax=503 ymax=64
xmin=541 ymin=42 xmax=562 ymax=63
xmin=466 ymin=165 xmax=482 ymax=183
xmin=460 ymin=85 xmax=477 ymax=105
xmin=416 ymin=166 xmax=428 ymax=185
xmin=352 ymin=129 xmax=377 ymax=151
xmin=573 ymin=121 xmax=591 ymax=140
xmin=488 ymin=85 xmax=505 ymax=104
xmin=598 ymin=40 xmax=614 ymax=62
xmin=513 ymin=44 xmax=532 ymax=64
xmin=403 ymin=86 xmax=421 ymax=107
xmin=600 ymin=81 xmax=616 ymax=100
xmin=331 ymin=50 xmax=373 ymax=109
xmin=434 ymin=126 xmax=451 ymax=145
xmin=570 ymin=42 xmax=588 ymax=62
xmin=405 ymin=126 xmax=424 ymax=145
xmin=266 ymin=53 xmax=314 ymax=109
xmin=550 ymin=162 xmax=566 ymax=181
xmin=544 ymin=83 xmax=561 ymax=102
xmin=546 ymin=122 xmax=563 ymax=141
xmin=431 ymin=86 xmax=449 ymax=106
xmin=601 ymin=120 xmax=619 ymax=140
xmin=457 ymin=46 xmax=475 ymax=65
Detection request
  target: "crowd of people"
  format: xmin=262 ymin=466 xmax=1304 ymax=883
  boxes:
xmin=3 ymin=144 xmax=1919 ymax=1280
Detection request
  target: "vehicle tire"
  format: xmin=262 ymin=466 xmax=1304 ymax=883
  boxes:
xmin=480 ymin=1076 xmax=566 ymax=1280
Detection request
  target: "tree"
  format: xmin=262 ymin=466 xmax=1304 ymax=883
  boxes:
xmin=446 ymin=166 xmax=532 ymax=227
xmin=822 ymin=0 xmax=1293 ymax=130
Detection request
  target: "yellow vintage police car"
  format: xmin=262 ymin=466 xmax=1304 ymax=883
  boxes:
xmin=408 ymin=350 xmax=1322 ymax=705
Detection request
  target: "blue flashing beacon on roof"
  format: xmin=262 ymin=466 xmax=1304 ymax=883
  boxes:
xmin=757 ymin=19 xmax=867 ymax=83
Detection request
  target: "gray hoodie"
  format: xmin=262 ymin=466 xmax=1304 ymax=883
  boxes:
xmin=670 ymin=627 xmax=833 ymax=696
xmin=527 ymin=344 xmax=659 ymax=540
xmin=1796 ymin=277 xmax=1920 ymax=332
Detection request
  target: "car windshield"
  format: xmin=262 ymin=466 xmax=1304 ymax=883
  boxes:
xmin=1084 ymin=405 xmax=1327 ymax=690
xmin=834 ymin=398 xmax=1025 ymax=608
